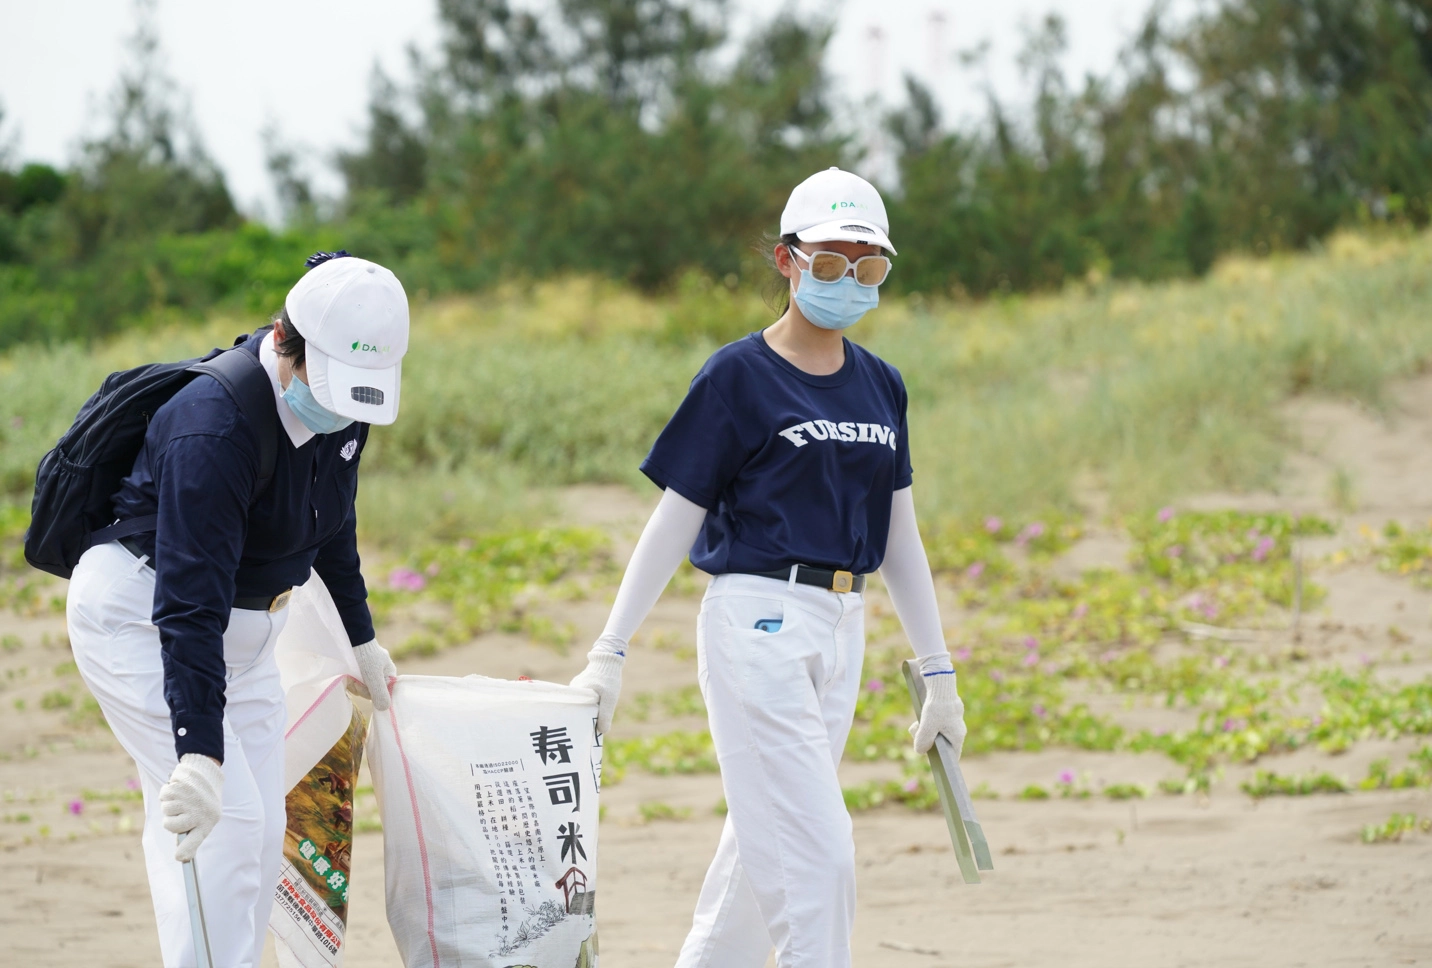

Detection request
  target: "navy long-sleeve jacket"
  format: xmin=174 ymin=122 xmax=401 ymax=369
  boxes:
xmin=111 ymin=330 xmax=375 ymax=761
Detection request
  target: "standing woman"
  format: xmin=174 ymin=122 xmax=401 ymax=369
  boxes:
xmin=66 ymin=253 xmax=407 ymax=966
xmin=570 ymin=168 xmax=967 ymax=967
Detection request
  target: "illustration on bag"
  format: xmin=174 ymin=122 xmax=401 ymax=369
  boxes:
xmin=273 ymin=704 xmax=367 ymax=966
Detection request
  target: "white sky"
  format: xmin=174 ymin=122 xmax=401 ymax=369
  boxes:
xmin=0 ymin=0 xmax=1155 ymax=219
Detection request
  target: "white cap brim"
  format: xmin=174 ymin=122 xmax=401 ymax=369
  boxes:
xmin=308 ymin=347 xmax=401 ymax=425
xmin=795 ymin=218 xmax=897 ymax=255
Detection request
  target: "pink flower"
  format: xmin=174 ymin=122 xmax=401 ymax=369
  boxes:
xmin=990 ymin=670 xmax=1005 ymax=683
xmin=1213 ymin=655 xmax=1229 ymax=669
xmin=68 ymin=800 xmax=83 ymax=816
xmin=965 ymin=561 xmax=986 ymax=580
xmin=985 ymin=516 xmax=1003 ymax=534
xmin=1058 ymin=769 xmax=1075 ymax=785
xmin=1033 ymin=704 xmax=1047 ymax=718
xmin=954 ymin=647 xmax=972 ymax=662
xmin=1158 ymin=506 xmax=1175 ymax=523
xmin=865 ymin=678 xmax=885 ymax=693
xmin=1022 ymin=652 xmax=1040 ymax=667
xmin=424 ymin=562 xmax=441 ymax=577
xmin=1024 ymin=636 xmax=1039 ymax=650
xmin=1251 ymin=536 xmax=1275 ymax=562
xmin=387 ymin=567 xmax=427 ymax=592
xmin=126 ymin=777 xmax=140 ymax=791
xmin=1071 ymin=603 xmax=1088 ymax=619
xmin=1166 ymin=544 xmax=1184 ymax=559
xmin=1015 ymin=522 xmax=1046 ymax=547
xmin=903 ymin=777 xmax=921 ymax=794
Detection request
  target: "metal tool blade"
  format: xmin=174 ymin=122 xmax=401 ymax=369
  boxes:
xmin=902 ymin=660 xmax=993 ymax=879
xmin=180 ymin=833 xmax=215 ymax=968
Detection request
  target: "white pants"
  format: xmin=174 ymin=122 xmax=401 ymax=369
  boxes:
xmin=67 ymin=541 xmax=289 ymax=968
xmin=677 ymin=573 xmax=866 ymax=968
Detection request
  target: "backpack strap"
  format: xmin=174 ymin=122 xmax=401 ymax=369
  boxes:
xmin=190 ymin=347 xmax=279 ymax=495
xmin=87 ymin=514 xmax=160 ymax=550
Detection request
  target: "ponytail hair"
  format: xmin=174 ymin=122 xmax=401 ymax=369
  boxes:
xmin=758 ymin=232 xmax=801 ymax=317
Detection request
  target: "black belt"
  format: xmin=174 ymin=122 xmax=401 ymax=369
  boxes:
xmin=118 ymin=535 xmax=293 ymax=612
xmin=748 ymin=565 xmax=865 ymax=594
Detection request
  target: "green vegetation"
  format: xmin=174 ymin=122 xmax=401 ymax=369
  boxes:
xmin=843 ymin=771 xmax=941 ymax=813
xmin=9 ymin=231 xmax=1432 ymax=535
xmin=599 ymin=507 xmax=1432 ymax=800
xmin=604 ymin=730 xmax=719 ymax=784
xmin=1361 ymin=813 xmax=1431 ymax=844
xmin=1361 ymin=748 xmax=1432 ymax=791
xmin=5 ymin=1 xmax=1432 ymax=348
xmin=371 ymin=526 xmax=612 ymax=654
xmin=1102 ymin=783 xmax=1148 ymax=801
xmin=1368 ymin=521 xmax=1432 ymax=586
xmin=38 ymin=690 xmax=72 ymax=710
xmin=621 ymin=685 xmax=706 ymax=724
xmin=637 ymin=802 xmax=693 ymax=824
xmin=1240 ymin=770 xmax=1351 ymax=799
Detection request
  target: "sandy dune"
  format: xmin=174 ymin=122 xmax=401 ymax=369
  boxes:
xmin=5 ymin=380 xmax=1432 ymax=966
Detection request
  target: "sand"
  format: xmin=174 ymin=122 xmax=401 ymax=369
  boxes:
xmin=4 ymin=382 xmax=1432 ymax=967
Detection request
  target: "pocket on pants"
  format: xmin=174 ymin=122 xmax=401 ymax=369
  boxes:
xmin=719 ymin=595 xmax=787 ymax=636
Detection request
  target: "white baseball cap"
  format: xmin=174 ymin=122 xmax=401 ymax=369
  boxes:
xmin=285 ymin=255 xmax=409 ymax=425
xmin=779 ymin=167 xmax=897 ymax=255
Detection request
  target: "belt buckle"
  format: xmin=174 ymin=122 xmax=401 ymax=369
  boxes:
xmin=831 ymin=570 xmax=854 ymax=593
xmin=269 ymin=589 xmax=293 ymax=613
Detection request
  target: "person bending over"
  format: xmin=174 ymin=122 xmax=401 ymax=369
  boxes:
xmin=67 ymin=252 xmax=407 ymax=966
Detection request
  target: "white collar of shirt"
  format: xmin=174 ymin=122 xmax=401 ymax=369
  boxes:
xmin=259 ymin=331 xmax=316 ymax=448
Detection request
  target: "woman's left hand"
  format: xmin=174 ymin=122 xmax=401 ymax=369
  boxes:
xmin=353 ymin=640 xmax=398 ymax=711
xmin=910 ymin=671 xmax=966 ymax=758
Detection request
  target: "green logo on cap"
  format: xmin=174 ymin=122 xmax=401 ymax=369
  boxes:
xmin=351 ymin=340 xmax=360 ymax=351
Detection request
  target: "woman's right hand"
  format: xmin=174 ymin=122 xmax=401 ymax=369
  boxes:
xmin=570 ymin=640 xmax=626 ymax=735
xmin=161 ymin=754 xmax=224 ymax=862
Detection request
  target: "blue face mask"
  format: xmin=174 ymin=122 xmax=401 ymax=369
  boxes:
xmin=793 ymin=271 xmax=880 ymax=330
xmin=283 ymin=374 xmax=355 ymax=435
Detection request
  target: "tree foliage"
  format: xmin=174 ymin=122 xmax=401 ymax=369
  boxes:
xmin=887 ymin=1 xmax=1432 ymax=296
xmin=336 ymin=0 xmax=845 ymax=292
xmin=2 ymin=0 xmax=1432 ymax=348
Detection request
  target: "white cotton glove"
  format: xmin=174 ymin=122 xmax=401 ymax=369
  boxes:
xmin=161 ymin=753 xmax=224 ymax=863
xmin=353 ymin=639 xmax=397 ymax=712
xmin=570 ymin=639 xmax=626 ymax=735
xmin=910 ymin=671 xmax=967 ymax=758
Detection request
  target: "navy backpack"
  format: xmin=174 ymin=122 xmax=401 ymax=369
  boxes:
xmin=24 ymin=333 xmax=278 ymax=579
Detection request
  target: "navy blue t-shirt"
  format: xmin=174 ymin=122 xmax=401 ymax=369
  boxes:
xmin=641 ymin=332 xmax=912 ymax=576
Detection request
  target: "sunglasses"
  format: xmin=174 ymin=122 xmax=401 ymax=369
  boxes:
xmin=790 ymin=247 xmax=891 ymax=287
